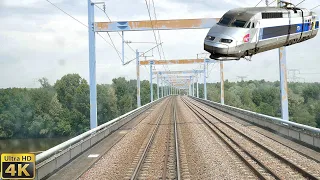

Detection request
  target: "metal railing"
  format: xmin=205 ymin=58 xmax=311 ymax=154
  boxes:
xmin=190 ymin=96 xmax=320 ymax=149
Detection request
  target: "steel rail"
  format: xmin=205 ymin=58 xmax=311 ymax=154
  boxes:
xmin=162 ymin=100 xmax=172 ymax=180
xmin=73 ymin=98 xmax=169 ymax=180
xmin=181 ymin=97 xmax=271 ymax=180
xmin=174 ymin=98 xmax=181 ymax=180
xmin=131 ymin=97 xmax=172 ymax=180
xmin=195 ymin=98 xmax=320 ymax=163
xmin=190 ymin=97 xmax=320 ymax=135
xmin=36 ymin=97 xmax=165 ymax=164
xmin=185 ymin=97 xmax=319 ymax=180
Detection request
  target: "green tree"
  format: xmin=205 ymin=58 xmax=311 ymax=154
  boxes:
xmin=54 ymin=74 xmax=88 ymax=110
xmin=291 ymin=105 xmax=316 ymax=127
xmin=302 ymin=84 xmax=320 ymax=103
xmin=315 ymin=103 xmax=320 ymax=128
xmin=97 ymin=84 xmax=119 ymax=125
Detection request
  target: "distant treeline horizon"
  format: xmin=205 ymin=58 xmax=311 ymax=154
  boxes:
xmin=0 ymin=74 xmax=319 ymax=139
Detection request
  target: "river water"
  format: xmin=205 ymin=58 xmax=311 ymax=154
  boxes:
xmin=0 ymin=137 xmax=71 ymax=154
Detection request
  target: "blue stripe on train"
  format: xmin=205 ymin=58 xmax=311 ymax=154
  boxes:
xmin=260 ymin=22 xmax=318 ymax=40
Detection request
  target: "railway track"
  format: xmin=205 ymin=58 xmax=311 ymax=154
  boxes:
xmin=130 ymin=97 xmax=181 ymax=180
xmin=181 ymin=97 xmax=320 ymax=180
xmin=192 ymin=97 xmax=320 ymax=164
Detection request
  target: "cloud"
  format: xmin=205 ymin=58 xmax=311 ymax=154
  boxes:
xmin=0 ymin=0 xmax=320 ymax=88
xmin=169 ymin=0 xmax=239 ymax=11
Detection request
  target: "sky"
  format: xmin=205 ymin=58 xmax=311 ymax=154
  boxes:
xmin=0 ymin=0 xmax=319 ymax=88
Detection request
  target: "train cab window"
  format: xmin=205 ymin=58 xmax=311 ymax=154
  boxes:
xmin=218 ymin=17 xmax=232 ymax=26
xmin=246 ymin=22 xmax=251 ymax=28
xmin=252 ymin=23 xmax=255 ymax=28
xmin=231 ymin=20 xmax=247 ymax=28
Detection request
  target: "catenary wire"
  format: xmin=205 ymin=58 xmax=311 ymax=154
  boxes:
xmin=45 ymin=0 xmax=123 ymax=62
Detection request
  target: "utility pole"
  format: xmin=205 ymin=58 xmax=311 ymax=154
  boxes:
xmin=220 ymin=61 xmax=224 ymax=105
xmin=196 ymin=75 xmax=199 ymax=98
xmin=237 ymin=76 xmax=247 ymax=82
xmin=162 ymin=77 xmax=164 ymax=98
xmin=288 ymin=69 xmax=300 ymax=82
xmin=192 ymin=78 xmax=195 ymax=96
xmin=136 ymin=50 xmax=141 ymax=107
xmin=88 ymin=0 xmax=97 ymax=129
xmin=204 ymin=59 xmax=207 ymax=100
xmin=150 ymin=61 xmax=154 ymax=102
xmin=277 ymin=0 xmax=289 ymax=121
xmin=157 ymin=72 xmax=160 ymax=99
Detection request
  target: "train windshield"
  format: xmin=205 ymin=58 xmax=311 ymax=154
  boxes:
xmin=218 ymin=17 xmax=232 ymax=26
xmin=230 ymin=20 xmax=247 ymax=28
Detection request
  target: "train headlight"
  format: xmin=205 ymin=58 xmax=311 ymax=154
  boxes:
xmin=220 ymin=38 xmax=233 ymax=43
xmin=206 ymin=35 xmax=215 ymax=40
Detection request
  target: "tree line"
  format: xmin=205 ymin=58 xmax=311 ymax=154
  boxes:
xmin=0 ymin=74 xmax=319 ymax=139
xmin=201 ymin=80 xmax=320 ymax=128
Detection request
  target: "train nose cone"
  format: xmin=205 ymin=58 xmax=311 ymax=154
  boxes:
xmin=204 ymin=42 xmax=230 ymax=55
xmin=204 ymin=33 xmax=234 ymax=55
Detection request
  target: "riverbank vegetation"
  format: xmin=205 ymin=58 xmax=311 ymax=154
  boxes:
xmin=0 ymin=74 xmax=319 ymax=139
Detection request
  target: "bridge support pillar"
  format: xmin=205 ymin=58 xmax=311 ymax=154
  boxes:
xmin=88 ymin=0 xmax=97 ymax=129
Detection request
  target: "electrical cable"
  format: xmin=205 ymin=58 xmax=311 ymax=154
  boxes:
xmin=95 ymin=4 xmax=136 ymax=53
xmin=45 ymin=0 xmax=88 ymax=28
xmin=151 ymin=0 xmax=169 ymax=71
xmin=255 ymin=0 xmax=264 ymax=7
xmin=311 ymin=5 xmax=320 ymax=10
xmin=295 ymin=0 xmax=306 ymax=6
xmin=144 ymin=0 xmax=162 ymax=60
xmin=45 ymin=0 xmax=123 ymax=63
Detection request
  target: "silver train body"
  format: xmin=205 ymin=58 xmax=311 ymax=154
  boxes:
xmin=204 ymin=4 xmax=319 ymax=60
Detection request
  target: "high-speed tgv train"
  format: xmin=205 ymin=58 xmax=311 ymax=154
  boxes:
xmin=204 ymin=2 xmax=319 ymax=60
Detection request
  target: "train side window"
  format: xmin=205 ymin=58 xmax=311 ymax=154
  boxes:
xmin=252 ymin=23 xmax=255 ymax=28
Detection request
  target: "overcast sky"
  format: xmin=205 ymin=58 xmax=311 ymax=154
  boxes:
xmin=0 ymin=0 xmax=319 ymax=88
